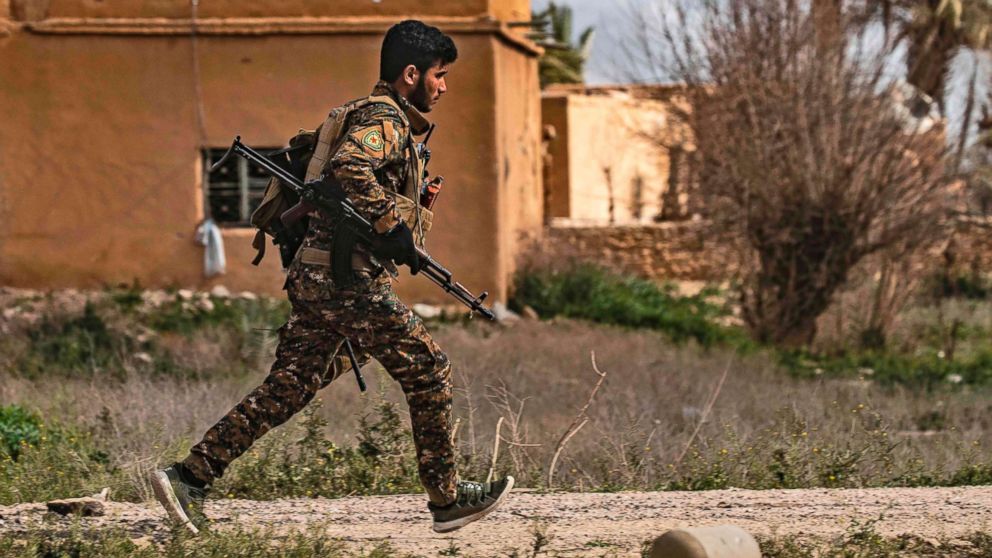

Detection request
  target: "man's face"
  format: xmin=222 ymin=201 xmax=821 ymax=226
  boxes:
xmin=409 ymin=62 xmax=450 ymax=113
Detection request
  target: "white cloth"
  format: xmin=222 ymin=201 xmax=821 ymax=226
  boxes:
xmin=195 ymin=218 xmax=226 ymax=278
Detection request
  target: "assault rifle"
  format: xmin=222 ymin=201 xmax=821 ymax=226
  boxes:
xmin=212 ymin=137 xmax=496 ymax=322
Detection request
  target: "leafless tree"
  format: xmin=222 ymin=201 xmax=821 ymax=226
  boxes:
xmin=625 ymin=0 xmax=954 ymax=346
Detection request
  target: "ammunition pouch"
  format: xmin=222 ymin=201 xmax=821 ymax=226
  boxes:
xmin=391 ymin=191 xmax=433 ymax=245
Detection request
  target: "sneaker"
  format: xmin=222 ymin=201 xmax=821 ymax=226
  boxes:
xmin=150 ymin=464 xmax=209 ymax=534
xmin=429 ymin=476 xmax=514 ymax=533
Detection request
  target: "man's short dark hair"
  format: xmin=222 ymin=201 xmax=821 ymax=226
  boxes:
xmin=380 ymin=20 xmax=458 ymax=82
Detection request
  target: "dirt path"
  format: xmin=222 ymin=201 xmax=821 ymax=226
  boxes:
xmin=2 ymin=487 xmax=990 ymax=556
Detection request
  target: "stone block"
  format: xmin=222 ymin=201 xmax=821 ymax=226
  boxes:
xmin=649 ymin=525 xmax=760 ymax=558
xmin=45 ymin=488 xmax=109 ymax=517
xmin=46 ymin=497 xmax=105 ymax=517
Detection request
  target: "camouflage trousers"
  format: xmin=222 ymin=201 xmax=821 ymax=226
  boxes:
xmin=182 ymin=265 xmax=457 ymax=506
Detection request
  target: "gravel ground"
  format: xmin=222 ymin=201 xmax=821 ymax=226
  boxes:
xmin=2 ymin=487 xmax=991 ymax=556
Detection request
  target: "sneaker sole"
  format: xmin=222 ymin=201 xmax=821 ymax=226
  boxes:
xmin=150 ymin=470 xmax=200 ymax=535
xmin=432 ymin=476 xmax=515 ymax=533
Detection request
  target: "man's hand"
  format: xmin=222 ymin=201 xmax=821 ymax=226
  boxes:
xmin=371 ymin=222 xmax=422 ymax=274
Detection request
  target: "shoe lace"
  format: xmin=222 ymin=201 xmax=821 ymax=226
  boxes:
xmin=457 ymin=481 xmax=486 ymax=506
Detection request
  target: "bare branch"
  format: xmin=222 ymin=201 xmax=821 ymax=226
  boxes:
xmin=636 ymin=0 xmax=954 ymax=345
xmin=487 ymin=416 xmax=504 ymax=484
xmin=546 ymin=351 xmax=608 ymax=490
xmin=674 ymin=352 xmax=735 ymax=468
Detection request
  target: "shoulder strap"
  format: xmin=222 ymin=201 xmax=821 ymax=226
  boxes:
xmin=303 ymin=96 xmax=408 ymax=184
xmin=304 ymin=110 xmax=348 ymax=183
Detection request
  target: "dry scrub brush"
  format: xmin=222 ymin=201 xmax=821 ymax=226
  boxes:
xmin=623 ymin=0 xmax=956 ymax=346
xmin=4 ymin=298 xmax=992 ymax=502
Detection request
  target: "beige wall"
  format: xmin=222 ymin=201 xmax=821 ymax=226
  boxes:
xmin=542 ymin=89 xmax=693 ymax=224
xmin=0 ymin=6 xmax=541 ymax=303
xmin=494 ymin=38 xmax=543 ymax=297
xmin=39 ymin=0 xmax=500 ymax=19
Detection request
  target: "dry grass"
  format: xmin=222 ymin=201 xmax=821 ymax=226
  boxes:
xmin=3 ymin=306 xmax=991 ymax=499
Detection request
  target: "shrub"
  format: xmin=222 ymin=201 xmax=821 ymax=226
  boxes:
xmin=7 ymin=291 xmax=290 ymax=381
xmin=0 ymin=419 xmax=124 ymax=505
xmin=0 ymin=405 xmax=42 ymax=460
xmin=511 ymin=264 xmax=743 ymax=348
xmin=780 ymin=348 xmax=992 ymax=388
xmin=145 ymin=294 xmax=287 ymax=336
xmin=947 ymin=464 xmax=992 ymax=486
xmin=20 ymin=303 xmax=126 ymax=377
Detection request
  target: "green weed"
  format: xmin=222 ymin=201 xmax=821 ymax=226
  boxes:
xmin=0 ymin=405 xmax=42 ymax=460
xmin=511 ymin=264 xmax=744 ymax=348
xmin=0 ymin=523 xmax=412 ymax=558
xmin=18 ymin=303 xmax=128 ymax=378
xmin=0 ymin=419 xmax=126 ymax=505
xmin=7 ymin=290 xmax=289 ymax=381
xmin=780 ymin=348 xmax=992 ymax=388
xmin=215 ymin=399 xmax=421 ymax=500
xmin=144 ymin=294 xmax=286 ymax=336
xmin=760 ymin=519 xmax=992 ymax=557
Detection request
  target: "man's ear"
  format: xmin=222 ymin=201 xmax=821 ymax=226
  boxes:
xmin=402 ymin=64 xmax=420 ymax=86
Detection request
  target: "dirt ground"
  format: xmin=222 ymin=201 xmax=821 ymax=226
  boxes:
xmin=1 ymin=487 xmax=990 ymax=556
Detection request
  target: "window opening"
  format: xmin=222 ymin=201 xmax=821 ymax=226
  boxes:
xmin=203 ymin=147 xmax=275 ymax=226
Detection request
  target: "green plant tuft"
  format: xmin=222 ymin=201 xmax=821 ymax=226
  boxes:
xmin=214 ymin=398 xmax=421 ymax=500
xmin=0 ymin=405 xmax=42 ymax=460
xmin=0 ymin=523 xmax=414 ymax=558
xmin=511 ymin=264 xmax=745 ymax=348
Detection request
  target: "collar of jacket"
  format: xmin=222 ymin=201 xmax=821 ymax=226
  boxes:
xmin=371 ymin=81 xmax=432 ymax=136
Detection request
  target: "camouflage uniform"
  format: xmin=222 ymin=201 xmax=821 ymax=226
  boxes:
xmin=182 ymin=82 xmax=458 ymax=507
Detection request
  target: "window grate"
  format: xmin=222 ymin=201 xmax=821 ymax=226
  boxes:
xmin=203 ymin=148 xmax=276 ymax=227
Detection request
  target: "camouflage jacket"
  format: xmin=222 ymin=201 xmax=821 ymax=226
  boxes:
xmin=287 ymin=82 xmax=430 ymax=298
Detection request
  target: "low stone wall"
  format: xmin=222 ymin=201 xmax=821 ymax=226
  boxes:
xmin=543 ymin=221 xmax=992 ymax=285
xmin=542 ymin=221 xmax=736 ymax=282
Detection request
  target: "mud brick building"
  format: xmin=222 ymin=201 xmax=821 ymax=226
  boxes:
xmin=0 ymin=0 xmax=543 ymax=303
xmin=541 ymin=84 xmax=698 ymax=225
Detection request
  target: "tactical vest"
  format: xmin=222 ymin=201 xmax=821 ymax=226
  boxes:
xmin=249 ymin=95 xmax=433 ymax=269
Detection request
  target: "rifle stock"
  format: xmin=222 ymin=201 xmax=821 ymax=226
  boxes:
xmin=280 ymin=201 xmax=316 ymax=227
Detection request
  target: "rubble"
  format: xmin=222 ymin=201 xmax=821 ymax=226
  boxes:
xmin=210 ymin=285 xmax=232 ymax=298
xmin=412 ymin=303 xmax=442 ymax=320
xmin=46 ymin=488 xmax=110 ymax=518
xmin=492 ymin=302 xmax=520 ymax=323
